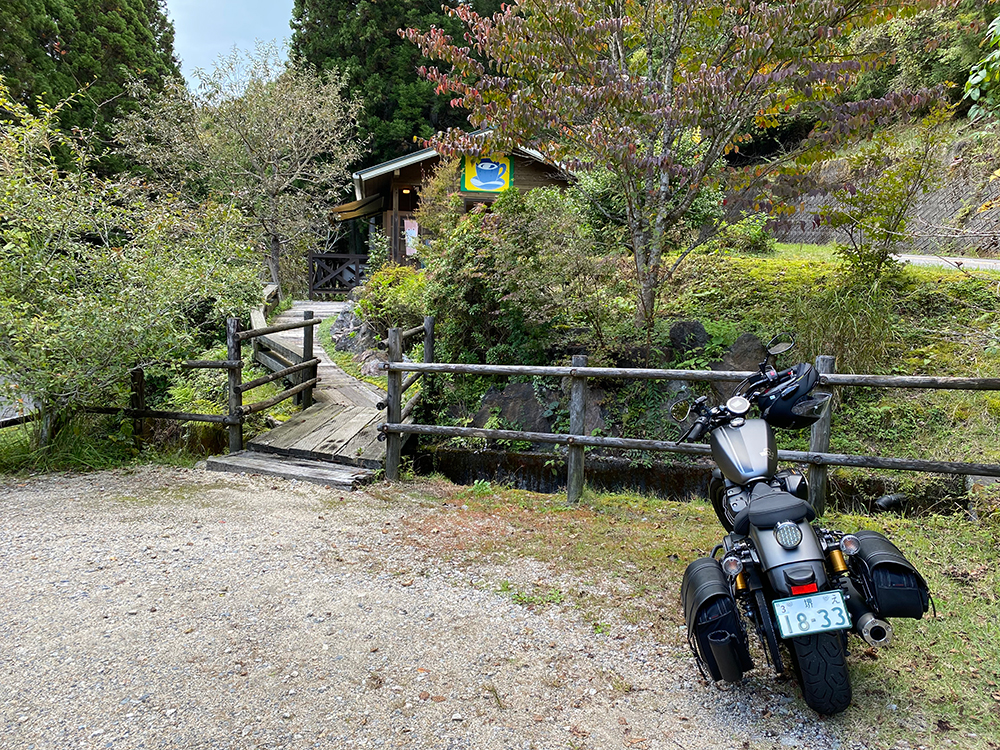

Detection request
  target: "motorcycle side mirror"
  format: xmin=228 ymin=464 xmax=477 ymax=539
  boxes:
xmin=766 ymin=332 xmax=795 ymax=356
xmin=669 ymin=397 xmax=692 ymax=423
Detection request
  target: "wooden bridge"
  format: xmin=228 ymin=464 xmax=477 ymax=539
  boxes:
xmin=205 ymin=301 xmax=388 ymax=489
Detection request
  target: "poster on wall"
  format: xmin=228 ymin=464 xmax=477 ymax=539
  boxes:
xmin=404 ymin=219 xmax=419 ymax=256
xmin=462 ymin=155 xmax=512 ymax=192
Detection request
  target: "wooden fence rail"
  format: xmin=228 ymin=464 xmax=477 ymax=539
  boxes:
xmin=225 ymin=313 xmax=322 ymax=452
xmin=0 ymin=311 xmax=323 ymax=449
xmin=379 ymin=350 xmax=1000 ymax=512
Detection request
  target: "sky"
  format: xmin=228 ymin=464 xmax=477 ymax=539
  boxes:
xmin=166 ymin=0 xmax=296 ymax=78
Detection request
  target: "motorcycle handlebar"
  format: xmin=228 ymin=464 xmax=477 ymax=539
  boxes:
xmin=682 ymin=416 xmax=711 ymax=442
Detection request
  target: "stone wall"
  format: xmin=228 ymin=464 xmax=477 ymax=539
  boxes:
xmin=730 ymin=139 xmax=1000 ymax=256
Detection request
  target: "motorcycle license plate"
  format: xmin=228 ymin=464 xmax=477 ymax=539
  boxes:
xmin=773 ymin=590 xmax=851 ymax=639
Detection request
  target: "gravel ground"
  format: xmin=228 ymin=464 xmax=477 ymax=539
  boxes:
xmin=0 ymin=466 xmax=863 ymax=750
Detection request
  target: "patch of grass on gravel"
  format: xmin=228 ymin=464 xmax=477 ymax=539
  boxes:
xmin=374 ymin=477 xmax=1000 ymax=749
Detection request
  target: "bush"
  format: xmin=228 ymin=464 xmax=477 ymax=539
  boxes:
xmin=418 ymin=184 xmax=627 ymax=366
xmin=715 ymin=212 xmax=776 ymax=255
xmin=820 ymin=109 xmax=948 ymax=284
xmin=0 ymin=84 xmax=261 ymax=449
xmin=354 ymin=264 xmax=427 ymax=335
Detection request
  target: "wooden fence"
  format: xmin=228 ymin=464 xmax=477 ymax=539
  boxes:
xmin=308 ymin=252 xmax=366 ymax=297
xmin=378 ymin=341 xmax=1000 ymax=513
xmin=382 ymin=317 xmax=436 ymax=472
xmin=0 ymin=311 xmax=321 ymax=452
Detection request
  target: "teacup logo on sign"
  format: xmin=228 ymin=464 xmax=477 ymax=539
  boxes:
xmin=463 ymin=155 xmax=511 ymax=192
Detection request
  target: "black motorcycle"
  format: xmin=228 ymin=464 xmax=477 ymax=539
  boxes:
xmin=678 ymin=335 xmax=930 ymax=715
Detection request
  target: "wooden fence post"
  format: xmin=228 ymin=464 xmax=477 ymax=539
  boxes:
xmin=386 ymin=327 xmax=402 ymax=481
xmin=423 ymin=316 xmax=435 ymax=365
xmin=226 ymin=317 xmax=243 ymax=454
xmin=423 ymin=316 xmax=435 ymax=410
xmin=567 ymin=354 xmax=588 ymax=503
xmin=130 ymin=367 xmax=146 ymax=446
xmin=808 ymin=354 xmax=836 ymax=515
xmin=302 ymin=310 xmax=314 ymax=409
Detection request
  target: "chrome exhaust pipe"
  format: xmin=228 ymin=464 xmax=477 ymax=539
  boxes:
xmin=856 ymin=612 xmax=893 ymax=648
xmin=842 ymin=578 xmax=893 ymax=647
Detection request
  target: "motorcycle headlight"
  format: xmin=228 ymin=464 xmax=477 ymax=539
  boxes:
xmin=774 ymin=521 xmax=803 ymax=550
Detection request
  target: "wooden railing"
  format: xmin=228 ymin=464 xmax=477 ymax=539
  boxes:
xmin=379 ymin=353 xmax=1000 ymax=512
xmin=308 ymin=252 xmax=366 ymax=297
xmin=0 ymin=311 xmax=323 ymax=451
xmin=226 ymin=313 xmax=322 ymax=453
xmin=382 ymin=317 xmax=436 ymax=476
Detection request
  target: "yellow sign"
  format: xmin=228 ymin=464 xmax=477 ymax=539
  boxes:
xmin=463 ymin=155 xmax=511 ymax=192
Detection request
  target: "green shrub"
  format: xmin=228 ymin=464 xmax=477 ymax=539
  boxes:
xmin=419 ymin=185 xmax=622 ymax=365
xmin=355 ymin=264 xmax=427 ymax=335
xmin=715 ymin=212 xmax=776 ymax=255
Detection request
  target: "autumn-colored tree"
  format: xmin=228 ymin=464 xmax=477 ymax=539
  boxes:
xmin=404 ymin=0 xmax=936 ymax=332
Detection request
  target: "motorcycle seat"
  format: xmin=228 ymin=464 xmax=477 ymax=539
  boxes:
xmin=733 ymin=488 xmax=816 ymax=536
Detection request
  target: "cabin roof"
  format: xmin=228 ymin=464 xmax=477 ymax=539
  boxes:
xmin=352 ymin=140 xmax=557 ymax=200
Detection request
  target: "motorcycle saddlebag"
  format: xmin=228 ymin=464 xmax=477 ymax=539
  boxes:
xmin=851 ymin=530 xmax=930 ymax=619
xmin=681 ymin=557 xmax=753 ymax=682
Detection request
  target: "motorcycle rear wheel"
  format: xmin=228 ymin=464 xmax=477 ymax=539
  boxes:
xmin=790 ymin=632 xmax=852 ymax=715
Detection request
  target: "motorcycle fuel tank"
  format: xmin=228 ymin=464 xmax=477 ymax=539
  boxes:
xmin=711 ymin=419 xmax=777 ymax=484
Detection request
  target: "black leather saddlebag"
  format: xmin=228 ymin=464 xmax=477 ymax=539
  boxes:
xmin=681 ymin=557 xmax=753 ymax=681
xmin=851 ymin=530 xmax=930 ymax=619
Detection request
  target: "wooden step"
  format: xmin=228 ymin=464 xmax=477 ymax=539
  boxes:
xmin=203 ymin=450 xmax=376 ymax=489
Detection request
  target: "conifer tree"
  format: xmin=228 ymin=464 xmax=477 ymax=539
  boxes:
xmin=0 ymin=0 xmax=179 ymax=149
xmin=290 ymin=0 xmax=500 ymax=165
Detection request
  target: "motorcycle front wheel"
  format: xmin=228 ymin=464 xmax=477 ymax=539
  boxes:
xmin=790 ymin=632 xmax=852 ymax=715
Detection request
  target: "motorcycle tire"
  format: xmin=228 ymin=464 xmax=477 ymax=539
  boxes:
xmin=790 ymin=632 xmax=852 ymax=715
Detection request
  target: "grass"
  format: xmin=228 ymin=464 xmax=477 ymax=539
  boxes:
xmin=773 ymin=242 xmax=840 ymax=262
xmin=374 ymin=476 xmax=1000 ymax=749
xmin=0 ymin=415 xmax=202 ymax=476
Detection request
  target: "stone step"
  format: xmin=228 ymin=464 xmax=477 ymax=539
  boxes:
xmin=203 ymin=450 xmax=376 ymax=490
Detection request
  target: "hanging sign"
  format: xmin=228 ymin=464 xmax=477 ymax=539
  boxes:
xmin=462 ymin=155 xmax=512 ymax=192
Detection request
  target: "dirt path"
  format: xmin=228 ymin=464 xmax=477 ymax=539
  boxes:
xmin=0 ymin=467 xmax=860 ymax=750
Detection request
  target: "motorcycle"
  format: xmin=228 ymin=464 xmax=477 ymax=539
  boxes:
xmin=677 ymin=335 xmax=930 ymax=715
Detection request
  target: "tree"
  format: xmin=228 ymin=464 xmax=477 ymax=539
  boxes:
xmin=0 ymin=83 xmax=261 ymax=448
xmin=820 ymin=110 xmax=947 ymax=283
xmin=404 ymin=0 xmax=938 ymax=333
xmin=848 ymin=2 xmax=993 ymax=104
xmin=116 ymin=42 xmax=364 ymax=297
xmin=290 ymin=0 xmax=501 ymax=165
xmin=0 ymin=0 xmax=179 ymax=153
xmin=965 ymin=14 xmax=1000 ymax=120
xmin=0 ymin=0 xmax=77 ymax=109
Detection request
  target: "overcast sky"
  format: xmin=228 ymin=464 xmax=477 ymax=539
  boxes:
xmin=166 ymin=0 xmax=295 ymax=77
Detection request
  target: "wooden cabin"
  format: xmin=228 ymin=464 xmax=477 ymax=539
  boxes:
xmin=337 ymin=145 xmax=570 ymax=260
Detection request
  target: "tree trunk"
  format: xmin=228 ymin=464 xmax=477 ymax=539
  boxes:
xmin=34 ymin=406 xmax=66 ymax=450
xmin=267 ymin=233 xmax=283 ymax=300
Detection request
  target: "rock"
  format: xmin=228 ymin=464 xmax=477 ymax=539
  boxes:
xmin=336 ymin=321 xmax=379 ymax=355
xmin=669 ymin=321 xmax=709 ymax=355
xmin=330 ymin=305 xmax=380 ymax=355
xmin=358 ymin=350 xmax=388 ymax=378
xmin=709 ymin=332 xmax=767 ymax=403
xmin=584 ymin=387 xmax=607 ymax=437
xmin=472 ymin=383 xmax=554 ymax=436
